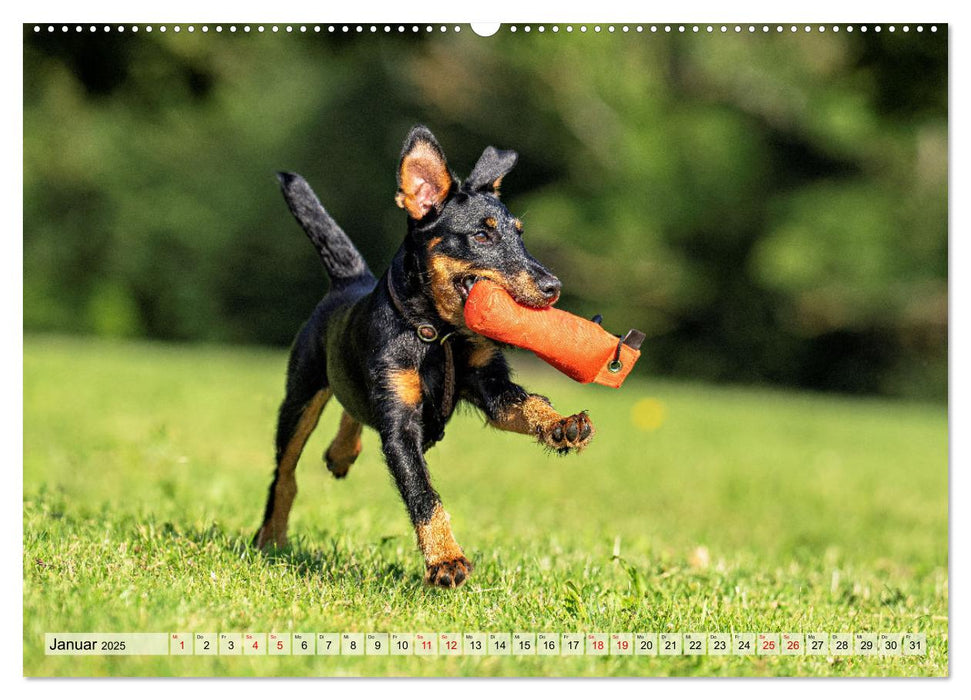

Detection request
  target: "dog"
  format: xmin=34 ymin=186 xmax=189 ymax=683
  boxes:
xmin=254 ymin=125 xmax=594 ymax=588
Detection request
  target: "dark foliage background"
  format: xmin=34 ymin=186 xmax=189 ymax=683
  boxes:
xmin=23 ymin=25 xmax=947 ymax=398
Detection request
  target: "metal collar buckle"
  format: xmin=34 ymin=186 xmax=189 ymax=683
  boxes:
xmin=417 ymin=323 xmax=439 ymax=343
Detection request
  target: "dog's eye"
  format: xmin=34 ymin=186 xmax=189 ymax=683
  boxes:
xmin=472 ymin=231 xmax=493 ymax=244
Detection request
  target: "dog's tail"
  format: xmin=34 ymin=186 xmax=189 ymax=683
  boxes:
xmin=276 ymin=172 xmax=373 ymax=285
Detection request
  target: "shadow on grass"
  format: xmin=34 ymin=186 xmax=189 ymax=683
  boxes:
xmin=166 ymin=521 xmax=416 ymax=588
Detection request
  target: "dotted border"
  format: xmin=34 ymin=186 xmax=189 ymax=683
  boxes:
xmin=30 ymin=24 xmax=941 ymax=35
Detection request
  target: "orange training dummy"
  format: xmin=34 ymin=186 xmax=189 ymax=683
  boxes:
xmin=463 ymin=279 xmax=645 ymax=389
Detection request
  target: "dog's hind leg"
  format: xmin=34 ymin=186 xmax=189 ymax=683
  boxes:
xmin=255 ymin=387 xmax=331 ymax=550
xmin=324 ymin=411 xmax=363 ymax=478
xmin=255 ymin=321 xmax=332 ymax=550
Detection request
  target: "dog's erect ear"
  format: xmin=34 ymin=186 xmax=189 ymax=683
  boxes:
xmin=395 ymin=126 xmax=454 ymax=220
xmin=464 ymin=146 xmax=518 ymax=196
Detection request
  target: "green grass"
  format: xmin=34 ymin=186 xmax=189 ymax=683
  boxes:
xmin=23 ymin=335 xmax=948 ymax=676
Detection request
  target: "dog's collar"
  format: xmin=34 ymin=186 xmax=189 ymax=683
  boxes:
xmin=385 ymin=261 xmax=455 ymax=344
xmin=385 ymin=262 xmax=457 ymax=423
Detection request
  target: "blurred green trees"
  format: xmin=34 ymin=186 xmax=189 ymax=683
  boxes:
xmin=23 ymin=26 xmax=947 ymax=398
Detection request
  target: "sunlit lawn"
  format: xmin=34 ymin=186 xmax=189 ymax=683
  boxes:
xmin=23 ymin=335 xmax=948 ymax=676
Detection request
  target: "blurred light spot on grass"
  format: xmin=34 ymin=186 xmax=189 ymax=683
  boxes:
xmin=631 ymin=397 xmax=666 ymax=431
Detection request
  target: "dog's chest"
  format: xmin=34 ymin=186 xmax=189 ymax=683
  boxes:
xmin=417 ymin=343 xmax=458 ymax=449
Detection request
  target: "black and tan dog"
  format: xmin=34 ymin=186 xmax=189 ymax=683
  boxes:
xmin=254 ymin=125 xmax=594 ymax=588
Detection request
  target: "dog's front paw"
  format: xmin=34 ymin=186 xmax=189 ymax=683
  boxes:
xmin=424 ymin=557 xmax=473 ymax=588
xmin=539 ymin=412 xmax=594 ymax=453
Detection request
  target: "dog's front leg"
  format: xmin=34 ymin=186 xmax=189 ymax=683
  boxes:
xmin=377 ymin=368 xmax=472 ymax=588
xmin=464 ymin=352 xmax=594 ymax=453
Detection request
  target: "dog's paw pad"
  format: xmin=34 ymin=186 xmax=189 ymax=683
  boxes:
xmin=541 ymin=412 xmax=594 ymax=453
xmin=424 ymin=557 xmax=472 ymax=588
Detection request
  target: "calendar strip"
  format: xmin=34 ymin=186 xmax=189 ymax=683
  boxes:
xmin=45 ymin=632 xmax=927 ymax=657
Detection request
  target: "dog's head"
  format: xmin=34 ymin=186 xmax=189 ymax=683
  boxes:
xmin=395 ymin=125 xmax=561 ymax=326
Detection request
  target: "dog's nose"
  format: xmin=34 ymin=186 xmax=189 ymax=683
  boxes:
xmin=537 ymin=274 xmax=562 ymax=300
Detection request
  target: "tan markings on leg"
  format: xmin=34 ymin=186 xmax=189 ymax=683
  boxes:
xmin=388 ymin=368 xmax=422 ymax=406
xmin=324 ymin=410 xmax=363 ymax=478
xmin=415 ymin=503 xmax=466 ymax=567
xmin=427 ymin=236 xmax=443 ymax=251
xmin=467 ymin=338 xmax=500 ymax=369
xmin=489 ymin=394 xmax=595 ymax=452
xmin=488 ymin=394 xmax=562 ymax=435
xmin=257 ymin=389 xmax=330 ymax=549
